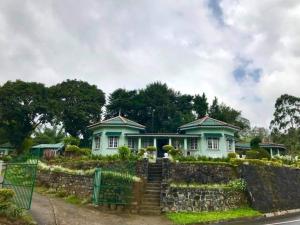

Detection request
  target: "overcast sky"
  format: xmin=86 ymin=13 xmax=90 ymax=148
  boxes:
xmin=0 ymin=0 xmax=299 ymax=127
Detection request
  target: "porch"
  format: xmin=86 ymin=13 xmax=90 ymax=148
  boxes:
xmin=125 ymin=133 xmax=201 ymax=157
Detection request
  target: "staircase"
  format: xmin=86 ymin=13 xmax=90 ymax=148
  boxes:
xmin=140 ymin=161 xmax=162 ymax=215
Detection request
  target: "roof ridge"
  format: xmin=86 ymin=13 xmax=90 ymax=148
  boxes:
xmin=119 ymin=115 xmax=127 ymax=123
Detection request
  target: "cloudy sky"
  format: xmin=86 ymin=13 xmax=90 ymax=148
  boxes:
xmin=0 ymin=0 xmax=299 ymax=127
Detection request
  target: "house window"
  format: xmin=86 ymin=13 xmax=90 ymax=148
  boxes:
xmin=227 ymin=140 xmax=233 ymax=151
xmin=94 ymin=136 xmax=101 ymax=149
xmin=190 ymin=138 xmax=198 ymax=150
xmin=128 ymin=138 xmax=135 ymax=149
xmin=143 ymin=139 xmax=153 ymax=148
xmin=108 ymin=136 xmax=119 ymax=148
xmin=207 ymin=138 xmax=219 ymax=150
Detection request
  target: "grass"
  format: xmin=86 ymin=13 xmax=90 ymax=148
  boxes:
xmin=65 ymin=195 xmax=82 ymax=205
xmin=166 ymin=207 xmax=262 ymax=225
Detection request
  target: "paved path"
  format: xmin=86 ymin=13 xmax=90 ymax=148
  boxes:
xmin=30 ymin=193 xmax=173 ymax=225
xmin=227 ymin=213 xmax=300 ymax=225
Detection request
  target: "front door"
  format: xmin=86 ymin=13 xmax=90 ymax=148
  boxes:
xmin=157 ymin=138 xmax=169 ymax=158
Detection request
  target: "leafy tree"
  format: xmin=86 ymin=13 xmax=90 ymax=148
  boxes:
xmin=106 ymin=88 xmax=138 ymax=119
xmin=50 ymin=79 xmax=105 ymax=140
xmin=270 ymin=94 xmax=300 ymax=132
xmin=193 ymin=93 xmax=208 ymax=118
xmin=0 ymin=80 xmax=50 ymax=153
xmin=33 ymin=125 xmax=65 ymax=145
xmin=250 ymin=136 xmax=262 ymax=149
xmin=270 ymin=94 xmax=300 ymax=155
xmin=209 ymin=97 xmax=221 ymax=119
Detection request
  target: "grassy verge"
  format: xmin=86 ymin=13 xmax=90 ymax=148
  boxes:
xmin=166 ymin=207 xmax=262 ymax=225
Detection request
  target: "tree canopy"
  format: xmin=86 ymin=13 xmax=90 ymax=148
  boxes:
xmin=0 ymin=80 xmax=50 ymax=153
xmin=50 ymin=79 xmax=105 ymax=140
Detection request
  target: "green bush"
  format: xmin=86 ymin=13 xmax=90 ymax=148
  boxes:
xmin=77 ymin=148 xmax=91 ymax=156
xmin=65 ymin=145 xmax=80 ymax=153
xmin=0 ymin=189 xmax=15 ymax=205
xmin=163 ymin=145 xmax=182 ymax=157
xmin=228 ymin=152 xmax=237 ymax=159
xmin=245 ymin=150 xmax=260 ymax=159
xmin=146 ymin=146 xmax=157 ymax=152
xmin=257 ymin=148 xmax=271 ymax=159
xmin=137 ymin=148 xmax=146 ymax=157
xmin=118 ymin=146 xmax=131 ymax=160
xmin=63 ymin=136 xmax=80 ymax=146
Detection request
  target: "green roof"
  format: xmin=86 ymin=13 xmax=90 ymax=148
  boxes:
xmin=32 ymin=143 xmax=64 ymax=149
xmin=179 ymin=116 xmax=240 ymax=131
xmin=88 ymin=116 xmax=145 ymax=130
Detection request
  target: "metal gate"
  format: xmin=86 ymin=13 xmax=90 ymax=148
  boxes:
xmin=1 ymin=160 xmax=38 ymax=209
xmin=92 ymin=168 xmax=134 ymax=205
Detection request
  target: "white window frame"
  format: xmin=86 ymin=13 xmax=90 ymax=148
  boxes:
xmin=94 ymin=136 xmax=101 ymax=149
xmin=207 ymin=138 xmax=219 ymax=150
xmin=108 ymin=136 xmax=119 ymax=148
xmin=227 ymin=139 xmax=233 ymax=151
xmin=127 ymin=138 xmax=135 ymax=149
xmin=190 ymin=138 xmax=198 ymax=150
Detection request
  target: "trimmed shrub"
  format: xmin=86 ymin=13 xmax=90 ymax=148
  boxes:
xmin=77 ymin=148 xmax=91 ymax=156
xmin=118 ymin=146 xmax=131 ymax=160
xmin=146 ymin=146 xmax=157 ymax=152
xmin=257 ymin=148 xmax=271 ymax=159
xmin=163 ymin=145 xmax=181 ymax=157
xmin=137 ymin=148 xmax=146 ymax=157
xmin=228 ymin=152 xmax=237 ymax=159
xmin=246 ymin=150 xmax=260 ymax=159
xmin=65 ymin=145 xmax=80 ymax=153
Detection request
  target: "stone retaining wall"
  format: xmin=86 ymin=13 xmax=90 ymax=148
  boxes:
xmin=37 ymin=170 xmax=93 ymax=198
xmin=162 ymin=187 xmax=247 ymax=212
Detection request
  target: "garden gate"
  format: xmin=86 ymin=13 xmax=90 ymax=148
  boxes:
xmin=92 ymin=168 xmax=134 ymax=205
xmin=1 ymin=160 xmax=38 ymax=209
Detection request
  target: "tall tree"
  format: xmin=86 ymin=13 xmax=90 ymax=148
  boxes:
xmin=50 ymin=79 xmax=105 ymax=140
xmin=106 ymin=89 xmax=138 ymax=119
xmin=0 ymin=80 xmax=50 ymax=153
xmin=270 ymin=94 xmax=300 ymax=154
xmin=270 ymin=94 xmax=300 ymax=132
xmin=193 ymin=93 xmax=208 ymax=118
xmin=209 ymin=97 xmax=221 ymax=119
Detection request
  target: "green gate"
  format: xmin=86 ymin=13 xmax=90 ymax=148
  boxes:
xmin=92 ymin=168 xmax=134 ymax=205
xmin=1 ymin=160 xmax=38 ymax=209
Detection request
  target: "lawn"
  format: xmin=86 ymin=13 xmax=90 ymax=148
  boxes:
xmin=166 ymin=207 xmax=262 ymax=225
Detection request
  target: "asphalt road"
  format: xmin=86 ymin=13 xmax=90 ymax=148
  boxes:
xmin=227 ymin=213 xmax=300 ymax=225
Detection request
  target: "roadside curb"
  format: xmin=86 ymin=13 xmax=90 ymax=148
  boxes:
xmin=265 ymin=208 xmax=300 ymax=218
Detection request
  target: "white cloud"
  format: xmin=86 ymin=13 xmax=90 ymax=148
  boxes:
xmin=0 ymin=0 xmax=299 ymax=127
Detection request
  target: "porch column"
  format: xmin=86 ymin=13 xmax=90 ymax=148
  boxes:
xmin=138 ymin=137 xmax=141 ymax=150
xmin=277 ymin=148 xmax=280 ymax=156
xmin=153 ymin=138 xmax=157 ymax=148
xmin=184 ymin=138 xmax=188 ymax=156
xmin=270 ymin=148 xmax=273 ymax=158
xmin=168 ymin=138 xmax=172 ymax=145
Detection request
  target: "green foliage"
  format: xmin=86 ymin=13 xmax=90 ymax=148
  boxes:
xmin=137 ymin=148 xmax=145 ymax=156
xmin=246 ymin=149 xmax=270 ymax=160
xmin=65 ymin=145 xmax=80 ymax=153
xmin=270 ymin=94 xmax=300 ymax=155
xmin=175 ymin=155 xmax=230 ymax=163
xmin=193 ymin=93 xmax=208 ymax=118
xmin=50 ymin=79 xmax=105 ymax=140
xmin=163 ymin=145 xmax=182 ymax=157
xmin=0 ymin=189 xmax=15 ymax=204
xmin=166 ymin=207 xmax=262 ymax=225
xmin=228 ymin=152 xmax=237 ymax=159
xmin=78 ymin=148 xmax=91 ymax=156
xmin=65 ymin=195 xmax=82 ymax=205
xmin=33 ymin=125 xmax=65 ymax=145
xmin=245 ymin=150 xmax=260 ymax=159
xmin=0 ymin=80 xmax=50 ymax=154
xmin=118 ymin=146 xmax=131 ymax=160
xmin=146 ymin=146 xmax=157 ymax=152
xmin=63 ymin=136 xmax=80 ymax=146
xmin=250 ymin=137 xmax=261 ymax=149
xmin=170 ymin=179 xmax=246 ymax=192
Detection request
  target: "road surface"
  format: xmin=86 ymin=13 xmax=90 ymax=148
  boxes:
xmin=30 ymin=192 xmax=172 ymax=225
xmin=227 ymin=213 xmax=300 ymax=225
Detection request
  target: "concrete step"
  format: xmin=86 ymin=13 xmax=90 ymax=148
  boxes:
xmin=142 ymin=198 xmax=161 ymax=203
xmin=145 ymin=187 xmax=161 ymax=191
xmin=143 ymin=194 xmax=160 ymax=199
